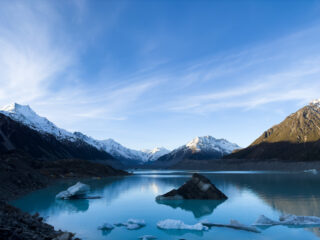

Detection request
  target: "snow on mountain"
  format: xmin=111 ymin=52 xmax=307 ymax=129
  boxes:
xmin=142 ymin=147 xmax=170 ymax=161
xmin=0 ymin=103 xmax=167 ymax=163
xmin=310 ymin=99 xmax=320 ymax=108
xmin=185 ymin=136 xmax=240 ymax=154
xmin=163 ymin=135 xmax=240 ymax=159
xmin=0 ymin=103 xmax=76 ymax=141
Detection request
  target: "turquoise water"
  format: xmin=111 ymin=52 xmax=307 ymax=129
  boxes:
xmin=11 ymin=170 xmax=320 ymax=239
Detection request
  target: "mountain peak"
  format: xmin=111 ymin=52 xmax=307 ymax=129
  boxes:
xmin=310 ymin=99 xmax=320 ymax=107
xmin=0 ymin=103 xmax=75 ymax=141
xmin=1 ymin=103 xmax=34 ymax=115
xmin=186 ymin=135 xmax=239 ymax=153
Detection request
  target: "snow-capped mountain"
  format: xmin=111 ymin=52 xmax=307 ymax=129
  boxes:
xmin=0 ymin=103 xmax=76 ymax=141
xmin=74 ymin=133 xmax=169 ymax=163
xmin=0 ymin=103 xmax=168 ymax=164
xmin=142 ymin=147 xmax=170 ymax=161
xmin=185 ymin=136 xmax=239 ymax=155
xmin=153 ymin=136 xmax=240 ymax=167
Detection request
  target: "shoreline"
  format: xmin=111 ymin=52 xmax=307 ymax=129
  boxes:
xmin=0 ymin=152 xmax=129 ymax=240
xmin=145 ymin=159 xmax=320 ymax=171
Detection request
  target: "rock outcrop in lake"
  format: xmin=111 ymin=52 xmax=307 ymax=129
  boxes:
xmin=156 ymin=173 xmax=227 ymax=200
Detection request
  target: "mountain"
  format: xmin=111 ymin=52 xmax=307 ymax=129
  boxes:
xmin=73 ymin=133 xmax=169 ymax=165
xmin=95 ymin=139 xmax=169 ymax=165
xmin=226 ymin=99 xmax=320 ymax=161
xmin=152 ymin=136 xmax=240 ymax=168
xmin=0 ymin=111 xmax=116 ymax=165
xmin=0 ymin=103 xmax=168 ymax=166
xmin=142 ymin=147 xmax=170 ymax=161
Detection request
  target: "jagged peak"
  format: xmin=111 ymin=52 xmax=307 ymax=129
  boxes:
xmin=0 ymin=102 xmax=75 ymax=141
xmin=1 ymin=103 xmax=35 ymax=115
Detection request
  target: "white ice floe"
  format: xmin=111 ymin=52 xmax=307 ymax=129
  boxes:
xmin=98 ymin=223 xmax=114 ymax=230
xmin=157 ymin=219 xmax=208 ymax=231
xmin=201 ymin=219 xmax=260 ymax=233
xmin=304 ymin=169 xmax=318 ymax=175
xmin=56 ymin=182 xmax=90 ymax=200
xmin=114 ymin=219 xmax=146 ymax=230
xmin=138 ymin=235 xmax=157 ymax=240
xmin=253 ymin=214 xmax=320 ymax=227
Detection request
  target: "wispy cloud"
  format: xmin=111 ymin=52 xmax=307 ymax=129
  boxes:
xmin=165 ymin=26 xmax=320 ymax=114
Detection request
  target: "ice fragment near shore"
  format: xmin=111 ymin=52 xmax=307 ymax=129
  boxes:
xmin=56 ymin=182 xmax=90 ymax=199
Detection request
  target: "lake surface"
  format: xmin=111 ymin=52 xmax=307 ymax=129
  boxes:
xmin=11 ymin=170 xmax=320 ymax=240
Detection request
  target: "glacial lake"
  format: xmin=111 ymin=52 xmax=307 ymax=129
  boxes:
xmin=11 ymin=170 xmax=320 ymax=240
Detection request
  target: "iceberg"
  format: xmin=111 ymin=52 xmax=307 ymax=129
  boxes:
xmin=253 ymin=214 xmax=320 ymax=227
xmin=56 ymin=182 xmax=90 ymax=199
xmin=98 ymin=223 xmax=114 ymax=230
xmin=114 ymin=219 xmax=146 ymax=230
xmin=157 ymin=219 xmax=208 ymax=231
xmin=202 ymin=219 xmax=260 ymax=233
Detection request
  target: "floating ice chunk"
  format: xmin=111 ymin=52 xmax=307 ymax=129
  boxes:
xmin=98 ymin=223 xmax=114 ymax=230
xmin=56 ymin=182 xmax=90 ymax=199
xmin=253 ymin=214 xmax=320 ymax=227
xmin=114 ymin=219 xmax=146 ymax=230
xmin=253 ymin=215 xmax=278 ymax=226
xmin=229 ymin=220 xmax=261 ymax=233
xmin=201 ymin=219 xmax=260 ymax=233
xmin=126 ymin=223 xmax=142 ymax=230
xmin=128 ymin=219 xmax=146 ymax=226
xmin=138 ymin=235 xmax=157 ymax=240
xmin=157 ymin=219 xmax=208 ymax=231
xmin=304 ymin=169 xmax=318 ymax=175
xmin=279 ymin=214 xmax=320 ymax=225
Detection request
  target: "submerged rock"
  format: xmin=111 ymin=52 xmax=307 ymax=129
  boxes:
xmin=157 ymin=219 xmax=208 ymax=231
xmin=56 ymin=182 xmax=90 ymax=200
xmin=156 ymin=173 xmax=227 ymax=200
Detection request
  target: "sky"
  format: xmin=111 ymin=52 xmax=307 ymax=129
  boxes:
xmin=1 ymin=0 xmax=320 ymax=150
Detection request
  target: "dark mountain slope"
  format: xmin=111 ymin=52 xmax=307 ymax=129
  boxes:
xmin=0 ymin=113 xmax=116 ymax=163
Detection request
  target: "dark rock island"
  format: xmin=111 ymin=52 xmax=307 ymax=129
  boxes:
xmin=156 ymin=173 xmax=227 ymax=200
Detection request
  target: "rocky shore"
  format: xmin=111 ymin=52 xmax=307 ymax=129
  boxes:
xmin=0 ymin=151 xmax=129 ymax=239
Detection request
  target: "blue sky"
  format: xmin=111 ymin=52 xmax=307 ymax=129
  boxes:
xmin=1 ymin=0 xmax=320 ymax=150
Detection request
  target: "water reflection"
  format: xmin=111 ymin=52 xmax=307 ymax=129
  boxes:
xmin=156 ymin=199 xmax=225 ymax=218
xmin=55 ymin=199 xmax=89 ymax=213
xmin=10 ymin=172 xmax=320 ymax=240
